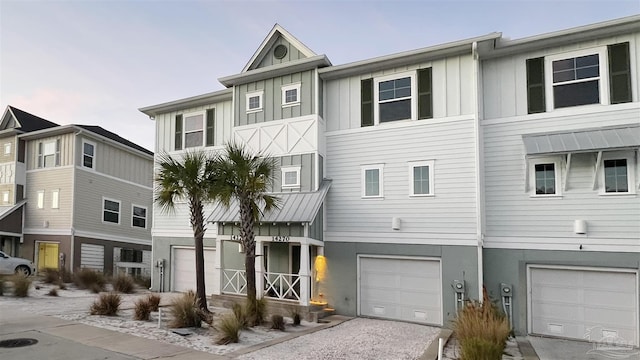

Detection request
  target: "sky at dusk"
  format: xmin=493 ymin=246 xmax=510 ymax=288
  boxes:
xmin=1 ymin=1 xmax=638 ymax=152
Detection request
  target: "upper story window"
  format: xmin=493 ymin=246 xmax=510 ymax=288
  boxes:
xmin=132 ymin=205 xmax=147 ymax=228
xmin=361 ymin=68 xmax=432 ymax=127
xmin=174 ymin=109 xmax=215 ymax=150
xmin=282 ymin=83 xmax=301 ymax=107
xmin=526 ymin=42 xmax=631 ymax=114
xmin=361 ymin=164 xmax=384 ymax=198
xmin=37 ymin=190 xmax=44 ymax=209
xmin=246 ymin=91 xmax=263 ymax=113
xmin=3 ymin=143 xmax=10 ymax=155
xmin=281 ymin=166 xmax=300 ymax=189
xmin=51 ymin=189 xmax=59 ymax=209
xmin=103 ymin=198 xmax=120 ymax=224
xmin=82 ymin=140 xmax=96 ymax=169
xmin=409 ymin=160 xmax=435 ymax=196
xmin=1 ymin=191 xmax=9 ymax=204
xmin=37 ymin=139 xmax=60 ymax=168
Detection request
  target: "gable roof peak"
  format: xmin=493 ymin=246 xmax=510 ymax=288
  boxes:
xmin=3 ymin=106 xmax=59 ymax=133
xmin=242 ymin=23 xmax=317 ymax=72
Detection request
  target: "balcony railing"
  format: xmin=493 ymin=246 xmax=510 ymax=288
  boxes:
xmin=264 ymin=272 xmax=301 ymax=301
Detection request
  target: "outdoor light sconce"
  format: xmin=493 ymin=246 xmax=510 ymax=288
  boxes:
xmin=392 ymin=217 xmax=401 ymax=230
xmin=574 ymin=220 xmax=587 ymax=234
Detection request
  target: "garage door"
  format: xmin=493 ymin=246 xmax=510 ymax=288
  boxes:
xmin=359 ymin=256 xmax=442 ymax=325
xmin=530 ymin=267 xmax=638 ymax=346
xmin=172 ymin=247 xmax=217 ymax=294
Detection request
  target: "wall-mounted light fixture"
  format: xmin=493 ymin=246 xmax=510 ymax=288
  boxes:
xmin=574 ymin=220 xmax=587 ymax=234
xmin=392 ymin=217 xmax=401 ymax=230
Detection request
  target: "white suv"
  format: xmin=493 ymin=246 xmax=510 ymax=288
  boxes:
xmin=0 ymin=251 xmax=36 ymax=276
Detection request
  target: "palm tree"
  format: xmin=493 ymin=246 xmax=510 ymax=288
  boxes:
xmin=211 ymin=143 xmax=279 ymax=323
xmin=155 ymin=151 xmax=217 ymax=314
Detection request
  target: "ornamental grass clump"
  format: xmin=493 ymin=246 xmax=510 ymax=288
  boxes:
xmin=47 ymin=288 xmax=59 ymax=297
xmin=134 ymin=298 xmax=152 ymax=321
xmin=74 ymin=268 xmax=106 ymax=292
xmin=270 ymin=314 xmax=285 ymax=331
xmin=112 ymin=274 xmax=135 ymax=294
xmin=42 ymin=268 xmax=60 ymax=284
xmin=245 ymin=297 xmax=268 ymax=326
xmin=453 ymin=288 xmax=510 ymax=360
xmin=168 ymin=290 xmax=203 ymax=328
xmin=215 ymin=313 xmax=241 ymax=345
xmin=232 ymin=302 xmax=249 ymax=329
xmin=90 ymin=292 xmax=121 ymax=316
xmin=289 ymin=307 xmax=301 ymax=326
xmin=146 ymin=293 xmax=161 ymax=312
xmin=11 ymin=274 xmax=31 ymax=297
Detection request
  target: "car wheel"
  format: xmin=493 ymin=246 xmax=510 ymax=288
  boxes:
xmin=15 ymin=265 xmax=31 ymax=276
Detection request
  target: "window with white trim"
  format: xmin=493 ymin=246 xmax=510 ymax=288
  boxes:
xmin=377 ymin=75 xmax=413 ymax=123
xmin=361 ymin=164 xmax=384 ymax=198
xmin=281 ymin=166 xmax=301 ymax=189
xmin=599 ymin=151 xmax=636 ymax=195
xmin=183 ymin=111 xmax=205 ymax=148
xmin=246 ymin=91 xmax=263 ymax=113
xmin=528 ymin=157 xmax=562 ymax=197
xmin=103 ymin=198 xmax=120 ymax=224
xmin=1 ymin=191 xmax=9 ymax=204
xmin=51 ymin=189 xmax=59 ymax=209
xmin=82 ymin=140 xmax=96 ymax=169
xmin=4 ymin=143 xmax=10 ymax=155
xmin=38 ymin=139 xmax=60 ymax=168
xmin=281 ymin=83 xmax=301 ymax=107
xmin=132 ymin=205 xmax=147 ymax=228
xmin=37 ymin=190 xmax=44 ymax=209
xmin=548 ymin=49 xmax=606 ymax=109
xmin=409 ymin=160 xmax=434 ymax=196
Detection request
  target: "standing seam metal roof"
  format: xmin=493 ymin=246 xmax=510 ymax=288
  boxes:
xmin=522 ymin=124 xmax=640 ymax=155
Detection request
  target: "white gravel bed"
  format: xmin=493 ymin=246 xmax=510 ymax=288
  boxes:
xmin=237 ymin=317 xmax=439 ymax=360
xmin=441 ymin=337 xmax=523 ymax=360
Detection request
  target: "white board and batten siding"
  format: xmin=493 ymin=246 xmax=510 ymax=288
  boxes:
xmin=325 ymin=120 xmax=478 ymax=246
xmin=25 ymin=132 xmax=75 ymax=170
xmin=152 ymin=202 xmax=218 ymax=238
xmin=323 ymin=54 xmax=475 ymax=132
xmin=80 ymin=243 xmax=105 ymax=272
xmin=358 ymin=256 xmax=442 ymax=325
xmin=171 ymin=246 xmax=218 ymax=294
xmin=528 ymin=266 xmax=639 ymax=346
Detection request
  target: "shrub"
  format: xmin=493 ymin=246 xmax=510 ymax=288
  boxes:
xmin=90 ymin=292 xmax=121 ymax=316
xmin=112 ymin=274 xmax=135 ymax=294
xmin=270 ymin=314 xmax=285 ymax=331
xmin=232 ymin=302 xmax=249 ymax=329
xmin=146 ymin=293 xmax=161 ymax=312
xmin=74 ymin=268 xmax=106 ymax=291
xmin=60 ymin=268 xmax=74 ymax=283
xmin=168 ymin=290 xmax=202 ymax=328
xmin=12 ymin=274 xmax=31 ymax=297
xmin=215 ymin=314 xmax=241 ymax=345
xmin=57 ymin=282 xmax=67 ymax=290
xmin=245 ymin=297 xmax=268 ymax=326
xmin=453 ymin=288 xmax=510 ymax=360
xmin=0 ymin=276 xmax=4 ymax=296
xmin=47 ymin=288 xmax=59 ymax=297
xmin=133 ymin=276 xmax=151 ymax=289
xmin=134 ymin=298 xmax=152 ymax=321
xmin=289 ymin=308 xmax=301 ymax=326
xmin=42 ymin=268 xmax=60 ymax=284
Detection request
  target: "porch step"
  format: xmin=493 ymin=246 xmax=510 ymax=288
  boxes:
xmin=307 ymin=307 xmax=335 ymax=323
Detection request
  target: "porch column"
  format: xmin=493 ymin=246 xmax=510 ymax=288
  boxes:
xmin=298 ymin=243 xmax=310 ymax=306
xmin=255 ymin=239 xmax=264 ymax=299
xmin=213 ymin=237 xmax=222 ymax=295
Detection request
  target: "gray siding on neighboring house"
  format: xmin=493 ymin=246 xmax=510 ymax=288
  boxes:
xmin=76 ymin=136 xmax=153 ymax=187
xmin=73 ymin=169 xmax=152 ymax=241
xmin=271 ymin=153 xmax=315 ymax=192
xmin=256 ymin=35 xmax=308 ymax=69
xmin=324 ymin=54 xmax=475 ymax=131
xmin=26 ymin=132 xmax=75 ymax=170
xmin=482 ymin=107 xmax=640 ymax=245
xmin=325 ymin=119 xmax=478 ymax=245
xmin=25 ymin=167 xmax=73 ymax=229
xmin=309 ymin=205 xmax=323 ymax=241
xmin=481 ymin=33 xmax=640 ymax=119
xmin=154 ymin=101 xmax=233 ymax=153
xmin=235 ymin=70 xmax=315 ymax=126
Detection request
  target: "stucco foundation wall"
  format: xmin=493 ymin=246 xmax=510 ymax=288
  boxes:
xmin=323 ymin=242 xmax=479 ymax=327
xmin=483 ymin=248 xmax=640 ymax=336
xmin=151 ymin=236 xmax=216 ymax=292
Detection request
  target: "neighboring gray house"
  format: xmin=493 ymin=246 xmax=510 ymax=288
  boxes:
xmin=0 ymin=106 xmax=153 ymax=275
xmin=141 ymin=15 xmax=639 ymax=342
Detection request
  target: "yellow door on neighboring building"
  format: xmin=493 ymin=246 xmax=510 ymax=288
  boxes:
xmin=38 ymin=243 xmax=59 ymax=271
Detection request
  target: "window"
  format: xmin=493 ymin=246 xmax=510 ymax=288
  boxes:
xmin=1 ymin=191 xmax=8 ymax=204
xmin=175 ymin=110 xmax=214 ymax=150
xmin=120 ymin=248 xmax=143 ymax=263
xmin=103 ymin=198 xmax=120 ymax=224
xmin=282 ymin=83 xmax=301 ymax=107
xmin=361 ymin=164 xmax=384 ymax=198
xmin=37 ymin=191 xmax=44 ymax=209
xmin=409 ymin=160 xmax=434 ymax=196
xmin=527 ymin=43 xmax=631 ymax=113
xmin=37 ymin=139 xmax=60 ymax=168
xmin=183 ymin=112 xmax=204 ymax=148
xmin=528 ymin=157 xmax=562 ymax=197
xmin=82 ymin=140 xmax=95 ymax=169
xmin=132 ymin=205 xmax=147 ymax=228
xmin=51 ymin=189 xmax=59 ymax=209
xmin=3 ymin=143 xmax=10 ymax=155
xmin=246 ymin=91 xmax=263 ymax=112
xmin=363 ymin=68 xmax=431 ymax=126
xmin=604 ymin=159 xmax=628 ymax=193
xmin=281 ymin=166 xmax=300 ymax=189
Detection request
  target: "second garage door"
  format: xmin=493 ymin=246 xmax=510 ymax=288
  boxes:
xmin=529 ymin=266 xmax=638 ymax=346
xmin=359 ymin=256 xmax=442 ymax=325
xmin=172 ymin=247 xmax=218 ymax=295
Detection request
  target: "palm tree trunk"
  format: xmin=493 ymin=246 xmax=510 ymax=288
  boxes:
xmin=190 ymin=198 xmax=210 ymax=314
xmin=240 ymin=197 xmax=257 ymax=303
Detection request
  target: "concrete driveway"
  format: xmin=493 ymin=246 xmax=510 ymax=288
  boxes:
xmin=528 ymin=336 xmax=640 ymax=360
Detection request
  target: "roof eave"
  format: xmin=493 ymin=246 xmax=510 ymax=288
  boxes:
xmin=139 ymin=89 xmax=233 ymax=118
xmin=220 ymin=55 xmax=332 ymax=87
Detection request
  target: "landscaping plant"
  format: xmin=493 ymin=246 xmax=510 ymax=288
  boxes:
xmin=289 ymin=307 xmax=301 ymax=326
xmin=134 ymin=298 xmax=152 ymax=321
xmin=47 ymin=288 xmax=59 ymax=296
xmin=232 ymin=302 xmax=249 ymax=329
xmin=90 ymin=292 xmax=121 ymax=316
xmin=74 ymin=268 xmax=106 ymax=291
xmin=112 ymin=274 xmax=135 ymax=294
xmin=245 ymin=296 xmax=268 ymax=326
xmin=453 ymin=288 xmax=510 ymax=360
xmin=168 ymin=290 xmax=203 ymax=328
xmin=0 ymin=276 xmax=4 ymax=296
xmin=270 ymin=314 xmax=285 ymax=331
xmin=146 ymin=293 xmax=161 ymax=312
xmin=42 ymin=268 xmax=60 ymax=284
xmin=11 ymin=274 xmax=31 ymax=297
xmin=215 ymin=313 xmax=241 ymax=345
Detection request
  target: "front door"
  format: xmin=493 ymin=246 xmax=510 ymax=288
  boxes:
xmin=38 ymin=242 xmax=59 ymax=271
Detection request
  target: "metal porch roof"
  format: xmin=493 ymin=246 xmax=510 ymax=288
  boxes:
xmin=207 ymin=180 xmax=331 ymax=224
xmin=522 ymin=124 xmax=640 ymax=155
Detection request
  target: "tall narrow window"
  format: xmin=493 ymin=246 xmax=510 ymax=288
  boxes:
xmin=103 ymin=198 xmax=120 ymax=224
xmin=132 ymin=205 xmax=147 ymax=228
xmin=535 ymin=163 xmax=556 ymax=195
xmin=82 ymin=140 xmax=95 ymax=169
xmin=362 ymin=165 xmax=384 ymax=198
xmin=51 ymin=189 xmax=59 ymax=209
xmin=1 ymin=191 xmax=9 ymax=204
xmin=3 ymin=143 xmax=10 ymax=155
xmin=183 ymin=112 xmax=204 ymax=148
xmin=604 ymin=159 xmax=628 ymax=193
xmin=37 ymin=191 xmax=44 ymax=209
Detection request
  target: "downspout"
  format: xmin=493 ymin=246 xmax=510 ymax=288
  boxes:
xmin=70 ymin=129 xmax=84 ymax=272
xmin=472 ymin=41 xmax=484 ymax=302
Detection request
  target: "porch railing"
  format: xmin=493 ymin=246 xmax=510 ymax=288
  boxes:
xmin=222 ymin=269 xmax=247 ymax=295
xmin=264 ymin=272 xmax=301 ymax=301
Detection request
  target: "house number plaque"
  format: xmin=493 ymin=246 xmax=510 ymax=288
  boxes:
xmin=272 ymin=236 xmax=290 ymax=242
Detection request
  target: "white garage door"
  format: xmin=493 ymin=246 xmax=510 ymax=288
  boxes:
xmin=80 ymin=243 xmax=104 ymax=272
xmin=530 ymin=267 xmax=638 ymax=346
xmin=172 ymin=247 xmax=217 ymax=294
xmin=359 ymin=256 xmax=442 ymax=325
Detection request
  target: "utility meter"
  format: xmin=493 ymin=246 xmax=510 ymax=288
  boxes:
xmin=500 ymin=283 xmax=512 ymax=297
xmin=452 ymin=280 xmax=465 ymax=293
